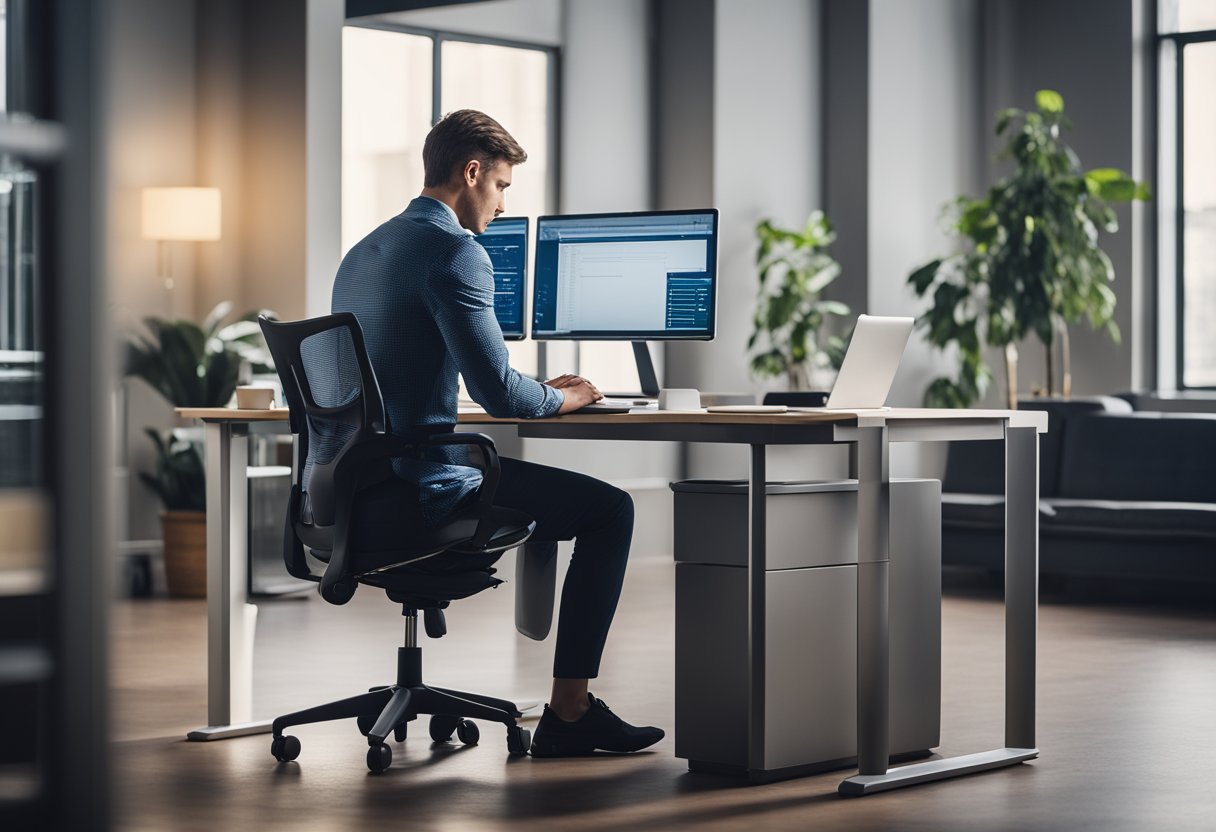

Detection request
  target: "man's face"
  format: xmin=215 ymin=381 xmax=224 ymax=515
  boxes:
xmin=454 ymin=159 xmax=511 ymax=234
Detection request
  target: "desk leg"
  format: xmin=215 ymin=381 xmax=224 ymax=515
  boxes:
xmin=1004 ymin=424 xmax=1038 ymax=749
xmin=853 ymin=426 xmax=890 ymax=777
xmin=839 ymin=422 xmax=1039 ymax=795
xmin=187 ymin=421 xmax=272 ymax=741
xmin=747 ymin=444 xmax=767 ymax=774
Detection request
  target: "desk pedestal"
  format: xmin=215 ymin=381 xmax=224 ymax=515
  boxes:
xmin=673 ymin=478 xmax=942 ymax=781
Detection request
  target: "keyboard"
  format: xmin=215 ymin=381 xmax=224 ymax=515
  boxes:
xmin=572 ymin=398 xmax=656 ymax=415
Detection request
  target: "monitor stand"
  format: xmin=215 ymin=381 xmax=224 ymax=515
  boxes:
xmin=632 ymin=341 xmax=660 ymax=397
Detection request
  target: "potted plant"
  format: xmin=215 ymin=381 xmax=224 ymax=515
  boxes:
xmin=140 ymin=428 xmax=207 ymax=597
xmin=748 ymin=211 xmax=851 ymax=391
xmin=908 ymin=89 xmax=1150 ymax=408
xmin=125 ymin=301 xmax=274 ymax=597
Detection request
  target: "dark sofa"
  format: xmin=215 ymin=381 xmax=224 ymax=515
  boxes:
xmin=941 ymin=398 xmax=1216 ymax=584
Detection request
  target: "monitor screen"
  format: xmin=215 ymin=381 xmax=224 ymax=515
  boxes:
xmin=474 ymin=216 xmax=528 ymax=340
xmin=531 ymin=209 xmax=719 ymax=340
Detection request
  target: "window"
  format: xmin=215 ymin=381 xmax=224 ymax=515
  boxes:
xmin=340 ymin=27 xmax=433 ymax=258
xmin=1159 ymin=1 xmax=1216 ymax=388
xmin=341 ymin=24 xmax=556 ymax=378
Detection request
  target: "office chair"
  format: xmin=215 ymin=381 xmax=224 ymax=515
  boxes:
xmin=258 ymin=313 xmax=536 ymax=773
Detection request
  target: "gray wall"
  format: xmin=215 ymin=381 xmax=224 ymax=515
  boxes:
xmin=822 ymin=0 xmax=869 ymax=319
xmin=655 ymin=0 xmax=716 ymax=400
xmin=104 ymin=0 xmax=197 ymax=540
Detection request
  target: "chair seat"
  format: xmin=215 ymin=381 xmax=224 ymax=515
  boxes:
xmin=350 ymin=504 xmax=536 ymax=575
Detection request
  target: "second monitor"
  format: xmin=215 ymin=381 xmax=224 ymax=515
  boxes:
xmin=475 ymin=216 xmax=528 ymax=340
xmin=531 ymin=209 xmax=719 ymax=395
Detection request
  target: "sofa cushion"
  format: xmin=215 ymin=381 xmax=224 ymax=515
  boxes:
xmin=941 ymin=493 xmax=1006 ymax=528
xmin=1057 ymin=413 xmax=1216 ymax=503
xmin=1042 ymin=498 xmax=1216 ymax=540
xmin=941 ymin=396 xmax=1132 ymax=497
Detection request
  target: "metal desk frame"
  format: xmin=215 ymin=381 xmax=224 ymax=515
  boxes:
xmin=179 ymin=407 xmax=1043 ymax=796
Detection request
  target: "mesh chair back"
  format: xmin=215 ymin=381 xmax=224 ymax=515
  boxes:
xmin=259 ymin=314 xmax=386 ymax=529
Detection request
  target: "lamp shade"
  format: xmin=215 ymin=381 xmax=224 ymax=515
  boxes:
xmin=141 ymin=187 xmax=222 ymax=241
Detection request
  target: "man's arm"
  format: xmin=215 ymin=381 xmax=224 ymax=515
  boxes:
xmin=426 ymin=238 xmax=564 ymax=418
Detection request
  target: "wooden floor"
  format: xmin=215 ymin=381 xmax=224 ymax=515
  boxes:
xmin=111 ymin=554 xmax=1216 ymax=831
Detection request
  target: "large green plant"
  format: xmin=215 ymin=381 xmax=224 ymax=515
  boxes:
xmin=908 ymin=89 xmax=1150 ymax=408
xmin=126 ymin=301 xmax=275 ymax=511
xmin=748 ymin=211 xmax=850 ymax=390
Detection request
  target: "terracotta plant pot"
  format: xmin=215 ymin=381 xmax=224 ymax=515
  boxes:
xmin=162 ymin=510 xmax=207 ymax=598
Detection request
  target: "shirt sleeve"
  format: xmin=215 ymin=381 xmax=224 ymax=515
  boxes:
xmin=425 ymin=237 xmax=564 ymax=419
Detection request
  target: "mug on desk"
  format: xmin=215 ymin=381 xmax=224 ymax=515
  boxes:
xmin=235 ymin=385 xmax=275 ymax=409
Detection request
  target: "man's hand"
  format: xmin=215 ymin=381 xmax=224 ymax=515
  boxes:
xmin=545 ymin=374 xmax=604 ymax=414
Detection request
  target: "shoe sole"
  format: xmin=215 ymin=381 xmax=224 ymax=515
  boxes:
xmin=528 ymin=734 xmax=664 ymax=758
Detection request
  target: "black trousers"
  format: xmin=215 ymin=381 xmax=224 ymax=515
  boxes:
xmin=353 ymin=457 xmax=634 ymax=679
xmin=493 ymin=457 xmax=634 ymax=679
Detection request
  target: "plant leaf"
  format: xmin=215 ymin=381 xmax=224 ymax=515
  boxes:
xmin=908 ymin=259 xmax=943 ymax=295
xmin=1035 ymin=89 xmax=1064 ymax=113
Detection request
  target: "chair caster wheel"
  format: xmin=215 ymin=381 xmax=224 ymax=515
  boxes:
xmin=271 ymin=735 xmax=300 ymax=762
xmin=357 ymin=715 xmax=375 ymax=737
xmin=430 ymin=714 xmax=459 ymax=743
xmin=456 ymin=719 xmax=479 ymax=745
xmin=367 ymin=742 xmax=392 ymax=774
xmin=506 ymin=725 xmax=531 ymax=756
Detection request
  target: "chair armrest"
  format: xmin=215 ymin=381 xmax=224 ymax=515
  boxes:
xmin=514 ymin=540 xmax=558 ymax=640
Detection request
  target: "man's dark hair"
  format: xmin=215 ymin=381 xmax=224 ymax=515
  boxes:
xmin=422 ymin=109 xmax=527 ymax=187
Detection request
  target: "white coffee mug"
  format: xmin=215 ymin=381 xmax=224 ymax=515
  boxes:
xmin=658 ymin=388 xmax=702 ymax=412
xmin=235 ymin=385 xmax=275 ymax=410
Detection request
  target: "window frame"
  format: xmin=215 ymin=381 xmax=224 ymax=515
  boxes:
xmin=345 ymin=20 xmax=561 ymax=216
xmin=1158 ymin=24 xmax=1216 ymax=390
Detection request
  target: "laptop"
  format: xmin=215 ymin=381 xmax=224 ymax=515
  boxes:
xmin=817 ymin=314 xmax=915 ymax=410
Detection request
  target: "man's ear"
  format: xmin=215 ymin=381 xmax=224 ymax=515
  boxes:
xmin=463 ymin=159 xmax=481 ymax=186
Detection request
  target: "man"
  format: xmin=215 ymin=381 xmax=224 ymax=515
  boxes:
xmin=331 ymin=109 xmax=663 ymax=757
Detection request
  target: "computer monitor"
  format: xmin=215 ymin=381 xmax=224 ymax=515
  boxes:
xmin=474 ymin=216 xmax=528 ymax=341
xmin=531 ymin=209 xmax=718 ymax=395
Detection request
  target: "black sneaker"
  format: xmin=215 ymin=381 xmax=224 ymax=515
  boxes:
xmin=529 ymin=694 xmax=665 ymax=757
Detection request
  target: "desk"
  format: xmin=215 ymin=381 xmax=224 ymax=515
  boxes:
xmin=179 ymin=406 xmax=1045 ymax=795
